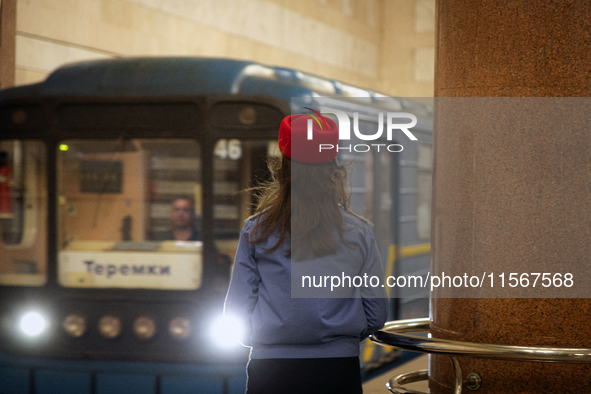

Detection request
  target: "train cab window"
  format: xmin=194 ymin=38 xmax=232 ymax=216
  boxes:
xmin=0 ymin=140 xmax=47 ymax=286
xmin=212 ymin=139 xmax=276 ymax=264
xmin=57 ymin=139 xmax=203 ymax=290
xmin=417 ymin=144 xmax=433 ymax=240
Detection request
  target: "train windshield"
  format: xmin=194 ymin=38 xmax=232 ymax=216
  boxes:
xmin=57 ymin=139 xmax=203 ymax=290
xmin=0 ymin=140 xmax=47 ymax=286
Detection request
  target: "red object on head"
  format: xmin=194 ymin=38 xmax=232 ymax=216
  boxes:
xmin=278 ymin=114 xmax=339 ymax=164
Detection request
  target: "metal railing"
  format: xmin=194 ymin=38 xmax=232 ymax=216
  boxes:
xmin=370 ymin=317 xmax=591 ymax=394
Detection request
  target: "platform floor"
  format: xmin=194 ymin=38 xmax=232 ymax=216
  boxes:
xmin=362 ymin=355 xmax=428 ymax=394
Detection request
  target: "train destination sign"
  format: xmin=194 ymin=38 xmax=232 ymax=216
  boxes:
xmin=58 ymin=250 xmax=202 ymax=290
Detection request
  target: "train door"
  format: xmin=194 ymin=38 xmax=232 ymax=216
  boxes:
xmin=0 ymin=140 xmax=47 ymax=287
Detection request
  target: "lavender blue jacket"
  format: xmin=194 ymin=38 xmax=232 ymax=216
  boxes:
xmin=224 ymin=210 xmax=388 ymax=359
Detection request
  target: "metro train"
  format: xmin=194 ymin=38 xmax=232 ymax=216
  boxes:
xmin=0 ymin=57 xmax=433 ymax=394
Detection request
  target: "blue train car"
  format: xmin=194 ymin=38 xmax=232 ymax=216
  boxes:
xmin=0 ymin=58 xmax=433 ymax=393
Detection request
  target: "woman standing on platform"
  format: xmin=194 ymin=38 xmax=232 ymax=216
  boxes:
xmin=224 ymin=114 xmax=388 ymax=394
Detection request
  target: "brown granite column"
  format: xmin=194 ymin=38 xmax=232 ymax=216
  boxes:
xmin=0 ymin=0 xmax=17 ymax=89
xmin=431 ymin=1 xmax=591 ymax=393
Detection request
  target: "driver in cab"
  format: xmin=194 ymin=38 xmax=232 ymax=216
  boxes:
xmin=153 ymin=198 xmax=201 ymax=241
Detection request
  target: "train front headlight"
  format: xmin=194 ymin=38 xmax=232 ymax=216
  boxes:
xmin=169 ymin=317 xmax=191 ymax=340
xmin=19 ymin=311 xmax=47 ymax=337
xmin=133 ymin=316 xmax=156 ymax=339
xmin=63 ymin=314 xmax=86 ymax=337
xmin=98 ymin=315 xmax=121 ymax=338
xmin=210 ymin=314 xmax=244 ymax=348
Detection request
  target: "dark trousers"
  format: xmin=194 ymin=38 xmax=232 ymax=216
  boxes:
xmin=246 ymin=357 xmax=363 ymax=394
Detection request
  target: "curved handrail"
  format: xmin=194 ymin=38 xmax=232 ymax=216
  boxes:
xmin=386 ymin=369 xmax=427 ymax=394
xmin=370 ymin=317 xmax=591 ymax=363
